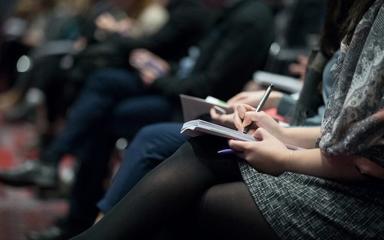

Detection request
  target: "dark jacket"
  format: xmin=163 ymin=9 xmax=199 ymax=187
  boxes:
xmin=110 ymin=0 xmax=211 ymax=62
xmin=152 ymin=0 xmax=275 ymax=100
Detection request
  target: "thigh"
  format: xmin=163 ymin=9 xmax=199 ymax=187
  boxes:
xmin=126 ymin=123 xmax=187 ymax=164
xmin=198 ymin=182 xmax=280 ymax=240
xmin=85 ymin=68 xmax=145 ymax=99
xmin=109 ymin=95 xmax=174 ymax=138
xmin=97 ymin=123 xmax=188 ymax=213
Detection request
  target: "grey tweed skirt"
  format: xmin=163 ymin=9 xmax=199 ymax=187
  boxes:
xmin=239 ymin=162 xmax=384 ymax=240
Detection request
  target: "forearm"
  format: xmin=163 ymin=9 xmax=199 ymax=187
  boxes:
xmin=285 ymin=148 xmax=365 ymax=181
xmin=281 ymin=127 xmax=320 ymax=149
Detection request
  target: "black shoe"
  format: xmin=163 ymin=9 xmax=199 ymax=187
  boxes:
xmin=0 ymin=161 xmax=57 ymax=188
xmin=26 ymin=225 xmax=74 ymax=240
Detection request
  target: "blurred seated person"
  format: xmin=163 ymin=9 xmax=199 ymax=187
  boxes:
xmin=0 ymin=0 xmax=169 ymax=107
xmin=0 ymin=0 xmax=103 ymax=106
xmin=10 ymin=1 xmax=275 ymax=239
xmin=0 ymin=0 xmax=209 ymax=152
xmin=95 ymin=0 xmax=168 ymax=38
xmin=72 ymin=1 xmax=384 ymax=239
xmin=95 ymin=47 xmax=338 ymax=219
xmin=92 ymin=0 xmax=340 ymax=221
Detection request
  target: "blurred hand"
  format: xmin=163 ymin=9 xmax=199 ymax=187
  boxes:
xmin=210 ymin=108 xmax=235 ymax=128
xmin=289 ymin=55 xmax=309 ymax=80
xmin=233 ymin=104 xmax=285 ymax=141
xmin=73 ymin=37 xmax=87 ymax=51
xmin=229 ymin=128 xmax=290 ymax=176
xmin=96 ymin=13 xmax=120 ymax=32
xmin=129 ymin=49 xmax=170 ymax=86
xmin=228 ymin=90 xmax=283 ymax=109
xmin=96 ymin=13 xmax=133 ymax=34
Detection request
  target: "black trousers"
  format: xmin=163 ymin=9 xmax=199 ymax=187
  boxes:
xmin=72 ymin=136 xmax=280 ymax=240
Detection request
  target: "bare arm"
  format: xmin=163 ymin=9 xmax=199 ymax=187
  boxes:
xmin=281 ymin=127 xmax=320 ymax=149
xmin=229 ymin=128 xmax=384 ymax=182
xmin=232 ymin=105 xmax=320 ymax=149
xmin=284 ymin=149 xmax=365 ymax=181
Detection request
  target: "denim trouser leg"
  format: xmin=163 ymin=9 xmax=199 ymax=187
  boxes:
xmin=97 ymin=122 xmax=187 ymax=213
xmin=67 ymin=98 xmax=174 ymax=229
xmin=66 ymin=130 xmax=116 ymax=232
xmin=45 ymin=69 xmax=145 ymax=164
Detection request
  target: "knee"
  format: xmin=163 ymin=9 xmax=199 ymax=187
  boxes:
xmin=198 ymin=182 xmax=249 ymax=221
xmin=136 ymin=124 xmax=164 ymax=140
xmin=85 ymin=69 xmax=114 ymax=91
xmin=133 ymin=123 xmax=182 ymax=164
xmin=136 ymin=123 xmax=178 ymax=141
xmin=199 ymin=184 xmax=232 ymax=219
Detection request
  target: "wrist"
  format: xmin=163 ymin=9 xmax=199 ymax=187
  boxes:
xmin=281 ymin=149 xmax=295 ymax=172
xmin=277 ymin=125 xmax=288 ymax=142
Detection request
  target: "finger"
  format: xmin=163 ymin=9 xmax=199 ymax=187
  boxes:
xmin=140 ymin=69 xmax=156 ymax=85
xmin=242 ymin=112 xmax=255 ymax=130
xmin=234 ymin=104 xmax=257 ymax=131
xmin=233 ymin=106 xmax=245 ymax=131
xmin=210 ymin=108 xmax=221 ymax=120
xmin=228 ymin=140 xmax=249 ymax=152
xmin=236 ymin=104 xmax=250 ymax=119
xmin=242 ymin=111 xmax=265 ymax=130
xmin=243 ymin=104 xmax=256 ymax=111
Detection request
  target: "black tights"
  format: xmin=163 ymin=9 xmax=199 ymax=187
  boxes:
xmin=71 ymin=136 xmax=279 ymax=240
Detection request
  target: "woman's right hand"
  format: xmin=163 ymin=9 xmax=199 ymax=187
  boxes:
xmin=233 ymin=104 xmax=286 ymax=142
xmin=210 ymin=108 xmax=235 ymax=128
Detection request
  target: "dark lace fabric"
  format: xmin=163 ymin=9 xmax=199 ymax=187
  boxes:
xmin=239 ymin=1 xmax=384 ymax=239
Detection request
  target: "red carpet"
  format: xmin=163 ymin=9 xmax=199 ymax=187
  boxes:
xmin=0 ymin=119 xmax=68 ymax=240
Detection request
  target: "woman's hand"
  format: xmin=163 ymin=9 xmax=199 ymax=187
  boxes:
xmin=210 ymin=108 xmax=235 ymax=128
xmin=233 ymin=104 xmax=285 ymax=141
xmin=227 ymin=91 xmax=283 ymax=109
xmin=229 ymin=128 xmax=290 ymax=176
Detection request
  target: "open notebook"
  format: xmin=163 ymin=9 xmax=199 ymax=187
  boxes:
xmin=181 ymin=119 xmax=301 ymax=150
xmin=181 ymin=119 xmax=254 ymax=141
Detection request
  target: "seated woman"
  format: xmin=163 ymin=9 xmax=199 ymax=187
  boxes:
xmin=96 ymin=0 xmax=339 ymax=217
xmin=96 ymin=46 xmax=335 ymax=216
xmin=73 ymin=0 xmax=384 ymax=239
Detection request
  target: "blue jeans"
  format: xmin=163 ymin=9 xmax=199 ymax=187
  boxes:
xmin=97 ymin=122 xmax=187 ymax=213
xmin=47 ymin=68 xmax=172 ymax=159
xmin=48 ymin=69 xmax=174 ymax=229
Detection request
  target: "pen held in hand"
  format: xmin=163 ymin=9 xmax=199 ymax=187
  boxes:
xmin=243 ymin=84 xmax=273 ymax=134
xmin=217 ymin=148 xmax=235 ymax=155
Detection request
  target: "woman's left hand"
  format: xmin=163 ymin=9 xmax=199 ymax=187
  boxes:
xmin=229 ymin=128 xmax=290 ymax=176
